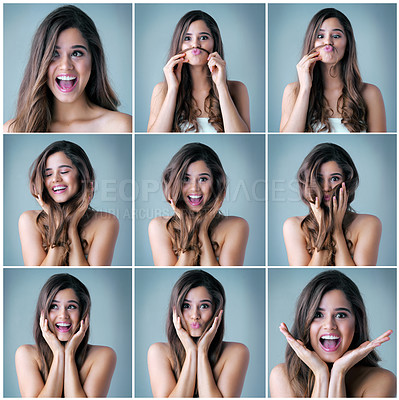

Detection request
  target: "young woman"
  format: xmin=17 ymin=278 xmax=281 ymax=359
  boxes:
xmin=147 ymin=10 xmax=250 ymax=132
xmin=283 ymin=142 xmax=381 ymax=266
xmin=19 ymin=140 xmax=119 ymax=266
xmin=148 ymin=142 xmax=249 ymax=266
xmin=148 ymin=269 xmax=249 ymax=397
xmin=4 ymin=5 xmax=131 ymax=133
xmin=270 ymin=270 xmax=396 ymax=397
xmin=15 ymin=273 xmax=117 ymax=397
xmin=280 ymin=8 xmax=386 ymax=132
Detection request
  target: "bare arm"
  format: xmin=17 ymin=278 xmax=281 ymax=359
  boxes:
xmin=363 ymin=83 xmax=386 ymax=132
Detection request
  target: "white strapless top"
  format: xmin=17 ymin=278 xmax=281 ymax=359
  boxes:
xmin=313 ymin=118 xmax=366 ymax=133
xmin=180 ymin=118 xmax=217 ymax=133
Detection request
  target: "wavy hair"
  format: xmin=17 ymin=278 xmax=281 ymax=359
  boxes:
xmin=297 ymin=143 xmax=358 ymax=265
xmin=10 ymin=5 xmax=119 ymax=132
xmin=286 ymin=270 xmax=379 ymax=396
xmin=166 ymin=270 xmax=225 ymax=387
xmin=33 ymin=273 xmax=91 ymax=381
xmin=300 ymin=8 xmax=367 ymax=132
xmin=168 ymin=10 xmax=224 ymax=132
xmin=162 ymin=143 xmax=227 ymax=265
xmin=29 ymin=140 xmax=95 ymax=265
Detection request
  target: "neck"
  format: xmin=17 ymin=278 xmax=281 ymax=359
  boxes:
xmin=52 ymin=92 xmax=93 ymax=124
xmin=189 ymin=65 xmax=212 ymax=92
xmin=320 ymin=62 xmax=344 ymax=90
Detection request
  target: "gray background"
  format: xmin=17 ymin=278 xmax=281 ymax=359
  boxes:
xmin=135 ymin=134 xmax=265 ymax=266
xmin=135 ymin=268 xmax=265 ymax=397
xmin=268 ymin=3 xmax=397 ymax=132
xmin=4 ymin=268 xmax=132 ymax=397
xmin=268 ymin=268 xmax=397 ymax=396
xmin=268 ymin=134 xmax=396 ymax=266
xmin=4 ymin=3 xmax=132 ymax=122
xmin=4 ymin=134 xmax=132 ymax=266
xmin=135 ymin=3 xmax=265 ymax=132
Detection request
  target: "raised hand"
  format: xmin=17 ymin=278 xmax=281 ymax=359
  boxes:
xmin=163 ymin=53 xmax=188 ymax=92
xmin=40 ymin=311 xmax=64 ymax=354
xmin=201 ymin=196 xmax=224 ymax=235
xmin=207 ymin=52 xmax=227 ymax=88
xmin=279 ymin=322 xmax=329 ymax=376
xmin=332 ymin=182 xmax=347 ymax=232
xmin=173 ymin=308 xmax=197 ymax=353
xmin=332 ymin=330 xmax=393 ymax=374
xmin=198 ymin=310 xmax=223 ymax=354
xmin=34 ymin=192 xmax=51 ymax=216
xmin=296 ymin=51 xmax=321 ymax=91
xmin=65 ymin=315 xmax=89 ymax=357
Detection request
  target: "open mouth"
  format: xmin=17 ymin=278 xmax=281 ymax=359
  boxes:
xmin=320 ymin=334 xmax=341 ymax=352
xmin=52 ymin=185 xmax=67 ymax=194
xmin=55 ymin=322 xmax=72 ymax=333
xmin=188 ymin=194 xmax=203 ymax=206
xmin=55 ymin=75 xmax=78 ymax=93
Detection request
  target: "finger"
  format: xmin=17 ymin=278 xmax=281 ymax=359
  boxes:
xmin=40 ymin=311 xmax=45 ymax=329
xmin=333 ymin=195 xmax=338 ymax=212
xmin=372 ymin=329 xmax=393 ymax=343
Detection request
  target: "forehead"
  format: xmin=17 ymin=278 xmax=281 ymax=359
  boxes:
xmin=319 ymin=17 xmax=345 ymax=32
xmin=187 ymin=19 xmax=211 ymax=33
xmin=53 ymin=287 xmax=79 ymax=302
xmin=186 ymin=160 xmax=212 ymax=175
xmin=185 ymin=286 xmax=212 ymax=300
xmin=56 ymin=27 xmax=89 ymax=48
xmin=319 ymin=289 xmax=352 ymax=309
xmin=319 ymin=160 xmax=343 ymax=175
xmin=45 ymin=151 xmax=73 ymax=167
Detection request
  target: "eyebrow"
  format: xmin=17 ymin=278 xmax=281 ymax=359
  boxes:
xmin=185 ymin=172 xmax=211 ymax=177
xmin=55 ymin=44 xmax=89 ymax=51
xmin=319 ymin=28 xmax=344 ymax=34
xmin=52 ymin=299 xmax=79 ymax=305
xmin=45 ymin=164 xmax=73 ymax=171
xmin=317 ymin=172 xmax=343 ymax=177
xmin=185 ymin=31 xmax=211 ymax=36
xmin=317 ymin=307 xmax=352 ymax=313
xmin=184 ymin=299 xmax=213 ymax=303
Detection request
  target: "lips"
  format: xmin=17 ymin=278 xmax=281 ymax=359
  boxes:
xmin=319 ymin=334 xmax=341 ymax=352
xmin=323 ymin=45 xmax=333 ymax=52
xmin=191 ymin=322 xmax=201 ymax=329
xmin=55 ymin=322 xmax=72 ymax=333
xmin=188 ymin=194 xmax=203 ymax=206
xmin=324 ymin=195 xmax=330 ymax=202
xmin=55 ymin=75 xmax=78 ymax=93
xmin=52 ymin=185 xmax=67 ymax=194
xmin=191 ymin=48 xmax=201 ymax=56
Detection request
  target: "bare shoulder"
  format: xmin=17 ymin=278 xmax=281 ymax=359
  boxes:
xmin=349 ymin=365 xmax=396 ymax=397
xmin=101 ymin=109 xmax=132 ymax=132
xmin=15 ymin=344 xmax=39 ymax=361
xmin=3 ymin=118 xmax=15 ymax=132
xmin=283 ymin=215 xmax=304 ymax=234
xmin=351 ymin=213 xmax=382 ymax=231
xmin=218 ymin=215 xmax=249 ymax=231
xmin=90 ymin=211 xmax=119 ymax=230
xmin=147 ymin=342 xmax=172 ymax=366
xmin=221 ymin=341 xmax=250 ymax=360
xmin=283 ymin=82 xmax=299 ymax=99
xmin=270 ymin=363 xmax=295 ymax=397
xmin=151 ymin=82 xmax=168 ymax=100
xmin=19 ymin=210 xmax=41 ymax=228
xmin=86 ymin=344 xmax=117 ymax=364
xmin=362 ymin=82 xmax=383 ymax=99
xmin=148 ymin=216 xmax=170 ymax=235
xmin=227 ymin=80 xmax=248 ymax=96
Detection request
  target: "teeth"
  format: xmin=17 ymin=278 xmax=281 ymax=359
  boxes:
xmin=57 ymin=76 xmax=76 ymax=81
xmin=53 ymin=186 xmax=67 ymax=192
xmin=321 ymin=335 xmax=340 ymax=340
xmin=189 ymin=195 xmax=201 ymax=199
xmin=56 ymin=323 xmax=71 ymax=327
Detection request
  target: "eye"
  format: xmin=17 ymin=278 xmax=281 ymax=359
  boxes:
xmin=200 ymin=35 xmax=209 ymax=40
xmin=60 ymin=170 xmax=69 ymax=175
xmin=67 ymin=304 xmax=77 ymax=310
xmin=183 ymin=36 xmax=191 ymax=41
xmin=49 ymin=304 xmax=58 ymax=310
xmin=52 ymin=50 xmax=60 ymax=59
xmin=44 ymin=173 xmax=52 ymax=178
xmin=317 ymin=34 xmax=324 ymax=39
xmin=336 ymin=312 xmax=347 ymax=319
xmin=183 ymin=176 xmax=190 ymax=183
xmin=199 ymin=177 xmax=208 ymax=182
xmin=314 ymin=311 xmax=323 ymax=318
xmin=200 ymin=303 xmax=210 ymax=309
xmin=72 ymin=50 xmax=84 ymax=57
xmin=332 ymin=34 xmax=341 ymax=39
xmin=182 ymin=303 xmax=190 ymax=309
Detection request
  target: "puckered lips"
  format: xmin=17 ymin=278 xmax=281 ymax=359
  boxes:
xmin=319 ymin=334 xmax=342 ymax=352
xmin=190 ymin=322 xmax=201 ymax=329
xmin=187 ymin=194 xmax=203 ymax=207
xmin=55 ymin=322 xmax=72 ymax=333
xmin=55 ymin=74 xmax=78 ymax=93
xmin=52 ymin=185 xmax=68 ymax=194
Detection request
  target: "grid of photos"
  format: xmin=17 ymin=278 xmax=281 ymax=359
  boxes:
xmin=1 ymin=0 xmax=397 ymax=399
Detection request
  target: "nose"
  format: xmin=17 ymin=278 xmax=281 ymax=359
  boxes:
xmin=191 ymin=307 xmax=200 ymax=320
xmin=189 ymin=179 xmax=200 ymax=192
xmin=322 ymin=179 xmax=331 ymax=193
xmin=58 ymin=53 xmax=73 ymax=71
xmin=59 ymin=307 xmax=70 ymax=319
xmin=323 ymin=314 xmax=337 ymax=330
xmin=52 ymin=171 xmax=62 ymax=183
xmin=194 ymin=37 xmax=201 ymax=48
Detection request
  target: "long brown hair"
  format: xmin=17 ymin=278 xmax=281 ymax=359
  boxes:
xmin=162 ymin=143 xmax=227 ymax=265
xmin=10 ymin=5 xmax=119 ymax=132
xmin=300 ymin=8 xmax=367 ymax=132
xmin=297 ymin=143 xmax=359 ymax=265
xmin=33 ymin=273 xmax=91 ymax=381
xmin=166 ymin=270 xmax=225 ymax=385
xmin=29 ymin=141 xmax=95 ymax=265
xmin=286 ymin=270 xmax=379 ymax=396
xmin=168 ymin=10 xmax=224 ymax=132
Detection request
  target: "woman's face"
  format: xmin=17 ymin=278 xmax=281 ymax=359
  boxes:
xmin=309 ymin=289 xmax=355 ymax=363
xmin=181 ymin=20 xmax=214 ymax=65
xmin=182 ymin=160 xmax=213 ymax=211
xmin=47 ymin=27 xmax=92 ymax=104
xmin=44 ymin=151 xmax=80 ymax=203
xmin=182 ymin=286 xmax=214 ymax=337
xmin=317 ymin=160 xmax=344 ymax=204
xmin=48 ymin=288 xmax=81 ymax=342
xmin=314 ymin=17 xmax=347 ymax=64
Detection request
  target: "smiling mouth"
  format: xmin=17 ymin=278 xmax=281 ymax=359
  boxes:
xmin=55 ymin=76 xmax=78 ymax=93
xmin=188 ymin=194 xmax=203 ymax=206
xmin=52 ymin=185 xmax=67 ymax=194
xmin=55 ymin=322 xmax=72 ymax=333
xmin=320 ymin=335 xmax=341 ymax=352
